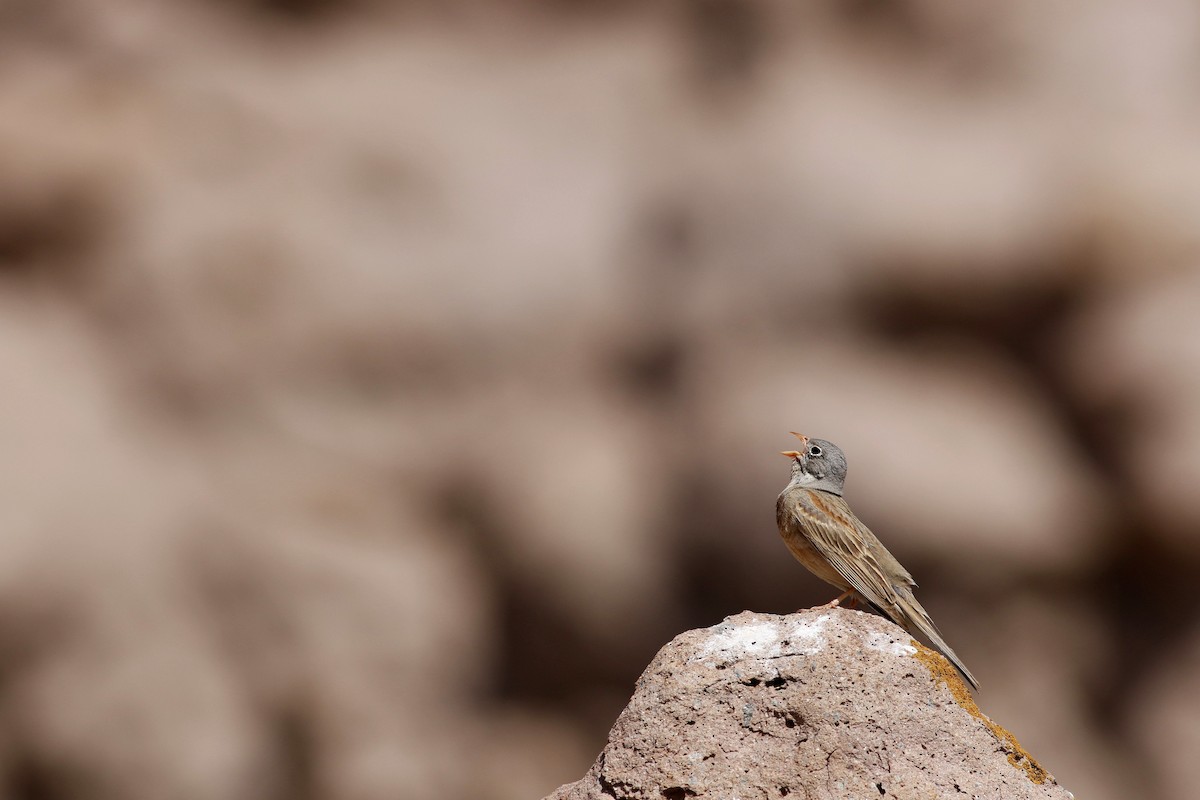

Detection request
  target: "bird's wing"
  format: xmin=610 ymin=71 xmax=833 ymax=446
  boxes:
xmin=788 ymin=489 xmax=979 ymax=689
xmin=788 ymin=489 xmax=906 ymax=612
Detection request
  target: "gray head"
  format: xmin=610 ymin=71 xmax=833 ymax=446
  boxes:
xmin=781 ymin=432 xmax=848 ymax=496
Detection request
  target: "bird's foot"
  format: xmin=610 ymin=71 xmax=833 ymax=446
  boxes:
xmin=824 ymin=591 xmax=857 ymax=609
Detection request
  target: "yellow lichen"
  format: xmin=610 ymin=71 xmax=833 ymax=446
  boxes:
xmin=910 ymin=641 xmax=1050 ymax=785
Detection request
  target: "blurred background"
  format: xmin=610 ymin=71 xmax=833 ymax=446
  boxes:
xmin=0 ymin=1 xmax=1198 ymax=798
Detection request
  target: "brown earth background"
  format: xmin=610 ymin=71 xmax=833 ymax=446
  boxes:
xmin=0 ymin=2 xmax=1198 ymax=799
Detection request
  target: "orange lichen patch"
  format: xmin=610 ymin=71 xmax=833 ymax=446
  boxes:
xmin=911 ymin=641 xmax=1050 ymax=785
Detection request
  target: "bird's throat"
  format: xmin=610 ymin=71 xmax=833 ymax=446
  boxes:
xmin=790 ymin=471 xmax=843 ymax=497
xmin=792 ymin=471 xmax=817 ymax=487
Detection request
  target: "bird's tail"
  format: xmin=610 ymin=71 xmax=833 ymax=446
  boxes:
xmin=893 ymin=591 xmax=979 ymax=690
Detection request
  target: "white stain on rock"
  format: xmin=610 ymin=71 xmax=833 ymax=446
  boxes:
xmin=694 ymin=613 xmax=830 ymax=664
xmin=865 ymin=630 xmax=918 ymax=656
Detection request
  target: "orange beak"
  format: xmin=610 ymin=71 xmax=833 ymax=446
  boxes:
xmin=781 ymin=432 xmax=807 ymax=459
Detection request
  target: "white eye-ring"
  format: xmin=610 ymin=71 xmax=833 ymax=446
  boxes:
xmin=808 ymin=445 xmax=822 ymax=457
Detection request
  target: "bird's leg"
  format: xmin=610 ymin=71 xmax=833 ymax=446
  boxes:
xmin=824 ymin=590 xmax=857 ymax=609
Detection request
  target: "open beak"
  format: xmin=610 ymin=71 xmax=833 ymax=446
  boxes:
xmin=781 ymin=432 xmax=807 ymax=459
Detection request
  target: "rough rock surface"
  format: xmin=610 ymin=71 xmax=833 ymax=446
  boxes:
xmin=547 ymin=610 xmax=1072 ymax=800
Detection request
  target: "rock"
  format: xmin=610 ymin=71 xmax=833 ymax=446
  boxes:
xmin=546 ymin=609 xmax=1072 ymax=800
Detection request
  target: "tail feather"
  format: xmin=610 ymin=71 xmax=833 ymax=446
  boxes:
xmin=892 ymin=592 xmax=979 ymax=690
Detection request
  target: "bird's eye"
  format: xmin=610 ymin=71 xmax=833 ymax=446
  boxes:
xmin=808 ymin=445 xmax=822 ymax=457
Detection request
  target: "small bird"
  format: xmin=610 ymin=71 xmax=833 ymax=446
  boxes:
xmin=776 ymin=432 xmax=979 ymax=689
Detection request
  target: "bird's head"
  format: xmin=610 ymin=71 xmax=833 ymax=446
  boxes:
xmin=781 ymin=432 xmax=848 ymax=495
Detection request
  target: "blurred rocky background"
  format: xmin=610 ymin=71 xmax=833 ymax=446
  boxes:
xmin=0 ymin=0 xmax=1196 ymax=798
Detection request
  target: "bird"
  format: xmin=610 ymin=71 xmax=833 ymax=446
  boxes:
xmin=776 ymin=432 xmax=979 ymax=689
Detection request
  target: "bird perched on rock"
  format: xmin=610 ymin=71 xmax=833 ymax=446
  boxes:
xmin=776 ymin=432 xmax=979 ymax=689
